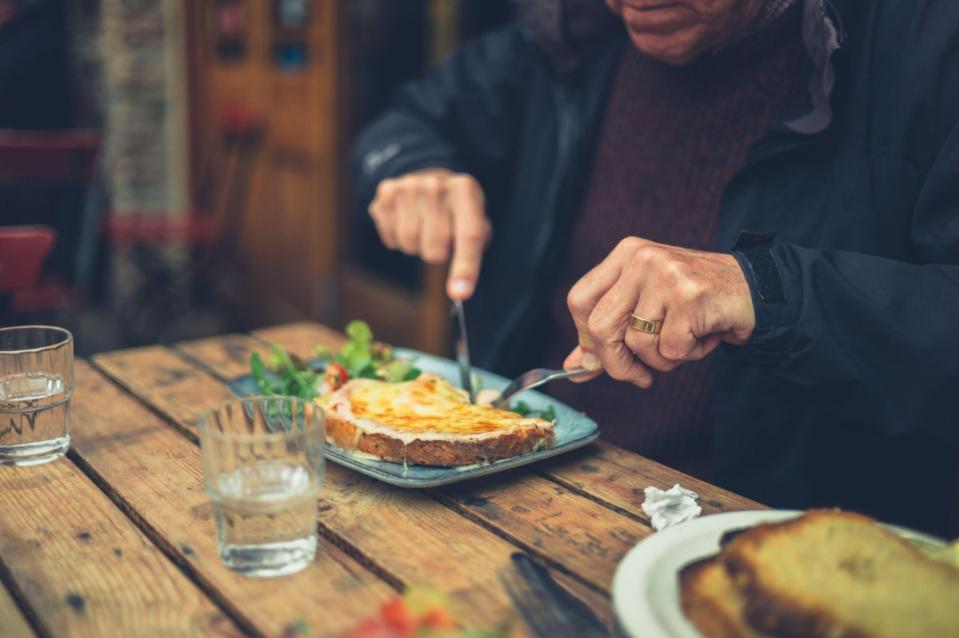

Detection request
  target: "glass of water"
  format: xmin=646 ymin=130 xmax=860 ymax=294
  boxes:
xmin=198 ymin=396 xmax=325 ymax=577
xmin=0 ymin=326 xmax=74 ymax=466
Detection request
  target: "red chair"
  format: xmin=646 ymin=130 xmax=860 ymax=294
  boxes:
xmin=0 ymin=225 xmax=55 ymax=292
xmin=0 ymin=225 xmax=78 ymax=319
xmin=0 ymin=130 xmax=100 ymax=317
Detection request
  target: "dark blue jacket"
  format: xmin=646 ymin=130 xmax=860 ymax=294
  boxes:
xmin=353 ymin=0 xmax=959 ymax=535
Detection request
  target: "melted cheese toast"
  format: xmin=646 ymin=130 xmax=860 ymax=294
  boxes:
xmin=317 ymin=374 xmax=555 ymax=466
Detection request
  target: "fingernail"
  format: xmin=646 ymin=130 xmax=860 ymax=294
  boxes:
xmin=582 ymin=353 xmax=601 ymax=371
xmin=449 ymin=278 xmax=473 ymax=297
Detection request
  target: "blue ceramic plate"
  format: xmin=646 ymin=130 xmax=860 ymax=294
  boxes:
xmin=229 ymin=348 xmax=600 ymax=487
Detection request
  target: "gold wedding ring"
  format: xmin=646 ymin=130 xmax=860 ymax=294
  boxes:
xmin=629 ymin=314 xmax=663 ymax=336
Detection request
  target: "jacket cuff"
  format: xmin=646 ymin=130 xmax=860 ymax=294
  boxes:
xmin=731 ymin=236 xmax=802 ymax=362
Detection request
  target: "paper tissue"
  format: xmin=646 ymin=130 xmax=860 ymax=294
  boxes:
xmin=641 ymin=484 xmax=702 ymax=531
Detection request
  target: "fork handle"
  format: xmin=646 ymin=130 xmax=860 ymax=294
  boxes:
xmin=492 ymin=367 xmax=589 ymax=409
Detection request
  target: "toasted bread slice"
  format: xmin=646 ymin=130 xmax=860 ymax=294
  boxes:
xmin=680 ymin=556 xmax=769 ymax=638
xmin=722 ymin=510 xmax=959 ymax=638
xmin=317 ymin=374 xmax=555 ymax=466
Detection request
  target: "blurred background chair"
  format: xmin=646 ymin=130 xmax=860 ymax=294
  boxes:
xmin=0 ymin=130 xmax=99 ymax=325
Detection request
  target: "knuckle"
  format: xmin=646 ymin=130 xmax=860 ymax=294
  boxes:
xmin=663 ymin=260 xmax=685 ymax=281
xmin=459 ymin=223 xmax=490 ymax=244
xmin=566 ymin=287 xmax=588 ymax=314
xmin=449 ymin=174 xmax=481 ymax=196
xmin=634 ymin=245 xmax=663 ymax=264
xmin=677 ymin=278 xmax=704 ymax=301
xmin=375 ymin=179 xmax=397 ymax=199
xmin=419 ymin=175 xmax=444 ymax=196
xmin=585 ymin=315 xmax=611 ymax=338
xmin=616 ymin=236 xmax=642 ymax=252
xmin=659 ymin=331 xmax=690 ymax=360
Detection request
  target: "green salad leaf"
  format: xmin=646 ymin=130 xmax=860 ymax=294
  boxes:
xmin=251 ymin=347 xmax=320 ymax=400
xmin=252 ymin=320 xmax=421 ymax=398
xmin=510 ymin=401 xmax=557 ymax=421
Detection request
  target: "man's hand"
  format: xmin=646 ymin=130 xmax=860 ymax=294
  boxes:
xmin=563 ymin=237 xmax=756 ymax=387
xmin=368 ymin=169 xmax=491 ymax=300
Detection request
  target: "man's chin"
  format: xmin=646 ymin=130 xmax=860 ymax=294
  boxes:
xmin=628 ymin=31 xmax=704 ymax=65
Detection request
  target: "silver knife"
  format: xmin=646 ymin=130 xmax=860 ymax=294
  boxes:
xmin=452 ymin=299 xmax=476 ymax=403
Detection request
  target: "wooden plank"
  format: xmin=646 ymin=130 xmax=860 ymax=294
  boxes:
xmin=537 ymin=440 xmax=764 ymax=520
xmin=439 ymin=472 xmax=649 ymax=590
xmin=71 ymin=361 xmax=393 ymax=637
xmin=0 ymin=459 xmax=238 ymax=637
xmin=95 ymin=344 xmax=608 ymax=632
xmin=254 ymin=322 xmax=345 ymax=357
xmin=0 ymin=584 xmax=35 ymax=638
xmin=176 ymin=333 xmax=268 ymax=380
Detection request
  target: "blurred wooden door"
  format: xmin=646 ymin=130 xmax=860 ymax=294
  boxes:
xmin=183 ymin=0 xmax=343 ymax=324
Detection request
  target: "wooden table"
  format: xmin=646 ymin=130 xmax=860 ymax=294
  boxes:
xmin=0 ymin=322 xmax=761 ymax=637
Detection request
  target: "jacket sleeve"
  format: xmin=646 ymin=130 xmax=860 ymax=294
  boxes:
xmin=350 ymin=23 xmax=532 ymax=211
xmin=731 ymin=2 xmax=959 ymax=439
xmin=733 ymin=122 xmax=959 ymax=439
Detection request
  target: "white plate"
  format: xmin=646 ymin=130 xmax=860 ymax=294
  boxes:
xmin=612 ymin=510 xmax=799 ymax=638
xmin=611 ymin=510 xmax=946 ymax=638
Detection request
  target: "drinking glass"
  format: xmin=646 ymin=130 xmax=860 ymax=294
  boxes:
xmin=198 ymin=396 xmax=325 ymax=577
xmin=0 ymin=326 xmax=74 ymax=466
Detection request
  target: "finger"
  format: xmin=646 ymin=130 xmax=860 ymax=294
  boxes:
xmin=418 ymin=178 xmax=451 ymax=264
xmin=394 ymin=188 xmax=422 ymax=255
xmin=586 ymin=276 xmax=654 ymax=387
xmin=567 ymin=237 xmax=646 ymax=342
xmin=446 ymin=176 xmax=490 ymax=299
xmin=563 ymin=345 xmax=604 ymax=383
xmin=623 ymin=295 xmax=676 ymax=372
xmin=656 ymin=313 xmax=723 ymax=362
xmin=370 ymin=180 xmax=399 ymax=249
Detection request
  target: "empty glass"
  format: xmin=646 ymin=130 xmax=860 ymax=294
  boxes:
xmin=0 ymin=326 xmax=74 ymax=466
xmin=198 ymin=396 xmax=325 ymax=577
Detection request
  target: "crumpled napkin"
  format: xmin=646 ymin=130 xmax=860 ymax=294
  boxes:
xmin=641 ymin=484 xmax=702 ymax=531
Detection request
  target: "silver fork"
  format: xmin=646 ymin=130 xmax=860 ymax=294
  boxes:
xmin=491 ymin=366 xmax=591 ymax=409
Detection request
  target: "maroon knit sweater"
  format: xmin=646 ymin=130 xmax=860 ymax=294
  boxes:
xmin=545 ymin=8 xmax=805 ymax=476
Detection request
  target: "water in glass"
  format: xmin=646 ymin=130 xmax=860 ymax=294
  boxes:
xmin=0 ymin=327 xmax=73 ymax=466
xmin=199 ymin=396 xmax=324 ymax=577
xmin=210 ymin=460 xmax=320 ymax=576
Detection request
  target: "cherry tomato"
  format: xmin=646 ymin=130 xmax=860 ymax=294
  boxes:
xmin=337 ymin=618 xmax=406 ymax=638
xmin=325 ymin=362 xmax=350 ymax=389
xmin=379 ymin=597 xmax=417 ymax=634
xmin=418 ymin=606 xmax=458 ymax=630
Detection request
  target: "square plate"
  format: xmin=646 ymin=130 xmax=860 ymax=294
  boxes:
xmin=229 ymin=348 xmax=599 ymax=487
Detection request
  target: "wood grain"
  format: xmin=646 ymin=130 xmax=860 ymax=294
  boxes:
xmin=254 ymin=322 xmax=346 ymax=358
xmin=0 ymin=459 xmax=237 ymax=637
xmin=0 ymin=583 xmax=35 ymax=638
xmin=536 ymin=440 xmax=764 ymax=521
xmin=176 ymin=334 xmax=269 ymax=379
xmin=439 ymin=471 xmax=650 ymax=591
xmin=71 ymin=361 xmax=392 ymax=637
xmin=96 ymin=343 xmax=608 ymax=632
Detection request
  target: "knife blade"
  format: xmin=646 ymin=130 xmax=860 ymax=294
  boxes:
xmin=452 ymin=299 xmax=476 ymax=403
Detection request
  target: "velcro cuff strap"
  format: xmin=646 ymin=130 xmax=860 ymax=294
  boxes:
xmin=735 ymin=246 xmax=786 ymax=303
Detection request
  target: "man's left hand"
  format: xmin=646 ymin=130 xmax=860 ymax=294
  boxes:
xmin=563 ymin=237 xmax=756 ymax=387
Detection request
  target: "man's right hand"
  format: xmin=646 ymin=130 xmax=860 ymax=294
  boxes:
xmin=368 ymin=169 xmax=491 ymax=300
